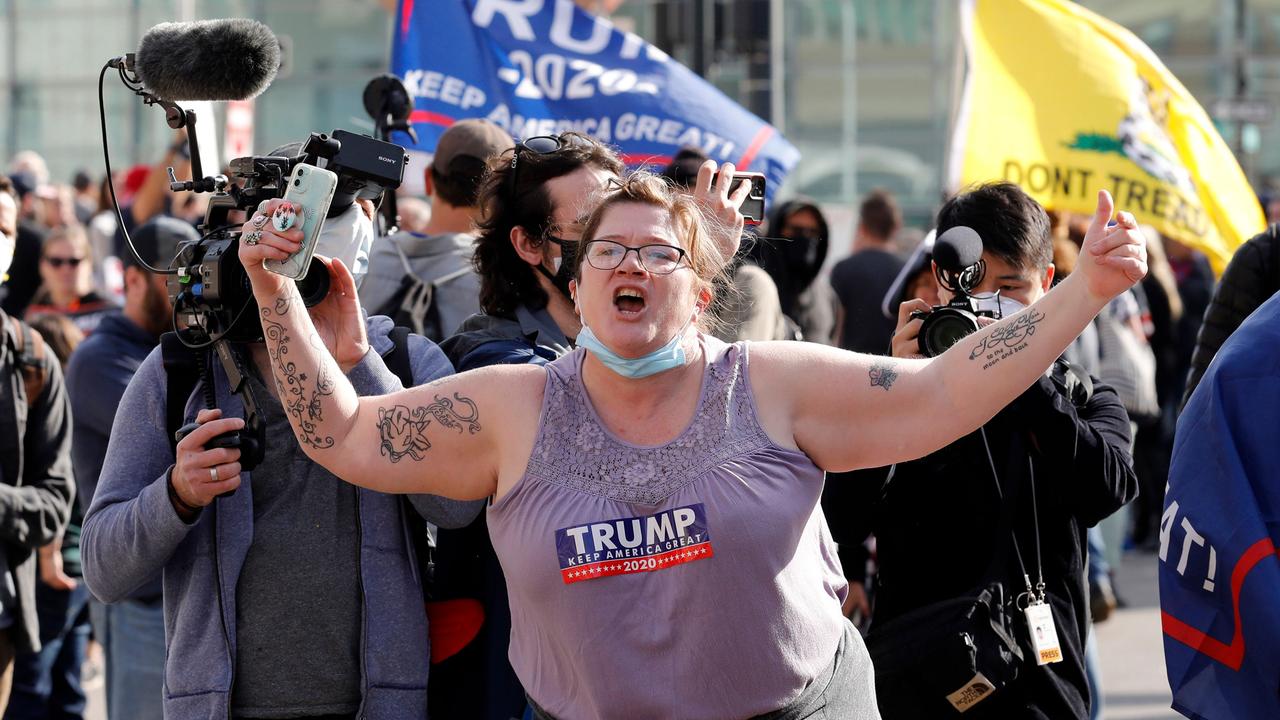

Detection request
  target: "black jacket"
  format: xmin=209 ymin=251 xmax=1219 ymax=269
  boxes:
xmin=824 ymin=370 xmax=1136 ymax=719
xmin=1183 ymin=225 xmax=1280 ymax=407
xmin=0 ymin=311 xmax=75 ymax=654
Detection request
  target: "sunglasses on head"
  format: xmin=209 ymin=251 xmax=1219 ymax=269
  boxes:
xmin=43 ymin=256 xmax=84 ymax=269
xmin=506 ymin=134 xmax=595 ymax=200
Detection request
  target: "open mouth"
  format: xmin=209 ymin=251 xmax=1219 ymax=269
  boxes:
xmin=614 ymin=288 xmax=646 ymax=314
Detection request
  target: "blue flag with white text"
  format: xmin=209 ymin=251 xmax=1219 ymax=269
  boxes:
xmin=390 ymin=0 xmax=798 ymax=203
xmin=1159 ymin=292 xmax=1280 ymax=719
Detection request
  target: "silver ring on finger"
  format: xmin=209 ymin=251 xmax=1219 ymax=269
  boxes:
xmin=210 ymin=466 xmax=219 ymax=483
xmin=251 ymin=213 xmax=269 ymax=229
xmin=244 ymin=231 xmax=261 ymax=246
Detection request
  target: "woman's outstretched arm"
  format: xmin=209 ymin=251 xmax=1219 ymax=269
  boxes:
xmin=751 ymin=190 xmax=1148 ymax=472
xmin=236 ymin=199 xmax=540 ymax=499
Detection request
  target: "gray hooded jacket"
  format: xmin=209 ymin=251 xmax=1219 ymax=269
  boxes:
xmin=81 ymin=316 xmax=481 ymax=719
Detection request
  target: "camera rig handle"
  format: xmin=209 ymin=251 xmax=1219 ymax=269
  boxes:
xmin=172 ymin=339 xmax=267 ymax=482
xmin=164 ymin=333 xmax=266 ymax=499
xmin=111 ymin=56 xmax=222 ymax=195
xmin=211 ymin=339 xmax=266 ymax=473
xmin=159 ymin=107 xmax=226 ymax=194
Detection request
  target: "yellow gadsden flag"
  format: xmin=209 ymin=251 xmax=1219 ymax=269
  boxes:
xmin=949 ymin=0 xmax=1263 ymax=274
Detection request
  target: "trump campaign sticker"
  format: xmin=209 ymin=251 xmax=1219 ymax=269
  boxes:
xmin=555 ymin=504 xmax=715 ymax=584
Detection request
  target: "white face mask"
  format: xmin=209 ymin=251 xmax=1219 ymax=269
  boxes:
xmin=314 ymin=203 xmax=375 ymax=286
xmin=0 ymin=230 xmax=12 ymax=283
xmin=973 ymin=294 xmax=1027 ymax=319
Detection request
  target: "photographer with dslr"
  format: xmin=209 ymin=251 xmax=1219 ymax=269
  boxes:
xmin=824 ymin=182 xmax=1137 ymax=719
xmin=81 ymin=199 xmax=481 ymax=720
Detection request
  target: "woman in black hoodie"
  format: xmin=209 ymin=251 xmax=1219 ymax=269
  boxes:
xmin=752 ymin=198 xmax=838 ymax=344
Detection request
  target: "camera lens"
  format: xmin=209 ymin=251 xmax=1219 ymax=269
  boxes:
xmin=295 ymin=257 xmax=331 ymax=307
xmin=919 ymin=308 xmax=980 ymax=357
xmin=293 ymin=179 xmax=301 ymax=187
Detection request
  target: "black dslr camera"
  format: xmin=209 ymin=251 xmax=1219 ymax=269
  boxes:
xmin=910 ymin=226 xmax=999 ymax=358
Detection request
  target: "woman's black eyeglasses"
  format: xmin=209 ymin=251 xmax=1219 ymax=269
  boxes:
xmin=506 ymin=134 xmax=593 ymax=200
xmin=583 ymin=240 xmax=688 ymax=275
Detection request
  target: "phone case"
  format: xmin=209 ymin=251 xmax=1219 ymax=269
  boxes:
xmin=262 ymin=163 xmax=339 ymax=280
xmin=739 ymin=174 xmax=766 ymax=225
xmin=714 ymin=172 xmax=767 ymax=225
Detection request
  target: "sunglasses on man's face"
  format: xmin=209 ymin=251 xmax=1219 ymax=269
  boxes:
xmin=506 ymin=134 xmax=595 ymax=200
xmin=43 ymin=256 xmax=84 ymax=269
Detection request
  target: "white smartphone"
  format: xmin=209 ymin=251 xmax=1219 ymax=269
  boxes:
xmin=262 ymin=163 xmax=339 ymax=280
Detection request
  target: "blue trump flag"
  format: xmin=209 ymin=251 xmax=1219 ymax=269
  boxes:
xmin=390 ymin=0 xmax=798 ymax=202
xmin=1160 ymin=292 xmax=1280 ymax=719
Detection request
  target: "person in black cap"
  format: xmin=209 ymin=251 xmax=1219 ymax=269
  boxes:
xmin=62 ymin=216 xmax=192 ymax=720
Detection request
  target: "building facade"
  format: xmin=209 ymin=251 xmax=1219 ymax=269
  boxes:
xmin=2 ymin=0 xmax=1276 ymax=232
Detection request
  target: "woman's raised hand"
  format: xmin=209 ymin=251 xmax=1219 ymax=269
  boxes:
xmin=1077 ymin=190 xmax=1149 ymax=304
xmin=238 ymin=198 xmax=304 ymax=292
xmin=692 ymin=160 xmax=752 ymax=262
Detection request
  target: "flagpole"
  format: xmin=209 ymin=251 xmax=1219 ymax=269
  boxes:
xmin=769 ymin=0 xmax=786 ymax=135
xmin=943 ymin=0 xmax=976 ymax=198
xmin=840 ymin=0 xmax=857 ymax=203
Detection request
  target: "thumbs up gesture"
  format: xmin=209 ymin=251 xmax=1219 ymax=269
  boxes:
xmin=1078 ymin=190 xmax=1149 ymax=303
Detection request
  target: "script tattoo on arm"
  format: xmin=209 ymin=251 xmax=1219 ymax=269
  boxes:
xmin=260 ymin=295 xmax=336 ymax=449
xmin=868 ymin=361 xmax=899 ymax=391
xmin=377 ymin=393 xmax=481 ymax=463
xmin=968 ymin=309 xmax=1046 ymax=370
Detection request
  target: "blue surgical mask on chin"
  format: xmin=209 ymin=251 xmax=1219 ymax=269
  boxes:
xmin=576 ymin=316 xmax=693 ymax=379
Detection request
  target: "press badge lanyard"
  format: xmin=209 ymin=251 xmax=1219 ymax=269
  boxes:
xmin=978 ymin=428 xmax=1063 ymax=666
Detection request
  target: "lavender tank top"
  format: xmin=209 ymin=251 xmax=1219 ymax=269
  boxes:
xmin=488 ymin=337 xmax=849 ymax=720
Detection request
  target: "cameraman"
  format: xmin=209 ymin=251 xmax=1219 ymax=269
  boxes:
xmin=824 ymin=182 xmax=1137 ymax=719
xmin=81 ymin=201 xmax=482 ymax=720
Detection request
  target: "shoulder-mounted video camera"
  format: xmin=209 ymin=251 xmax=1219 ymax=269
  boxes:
xmin=169 ymin=129 xmax=407 ymax=344
xmin=100 ymin=19 xmax=412 ymax=474
xmin=910 ymin=226 xmax=998 ymax=358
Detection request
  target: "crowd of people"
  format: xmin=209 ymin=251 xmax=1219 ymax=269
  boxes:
xmin=0 ymin=111 xmax=1257 ymax=720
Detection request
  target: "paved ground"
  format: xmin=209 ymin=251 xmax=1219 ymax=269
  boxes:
xmin=85 ymin=647 xmax=104 ymax=720
xmin=1095 ymin=550 xmax=1180 ymax=720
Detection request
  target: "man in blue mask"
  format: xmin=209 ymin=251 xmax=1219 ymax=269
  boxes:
xmin=441 ymin=134 xmax=622 ymax=373
xmin=822 ymin=181 xmax=1138 ymax=719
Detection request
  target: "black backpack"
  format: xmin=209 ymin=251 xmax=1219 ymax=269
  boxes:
xmin=0 ymin=312 xmax=50 ymax=485
xmin=371 ymin=237 xmax=473 ymax=343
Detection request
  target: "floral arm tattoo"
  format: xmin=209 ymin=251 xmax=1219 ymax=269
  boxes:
xmin=260 ymin=295 xmax=335 ymax=449
xmin=377 ymin=394 xmax=481 ymax=463
xmin=869 ymin=361 xmax=899 ymax=391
